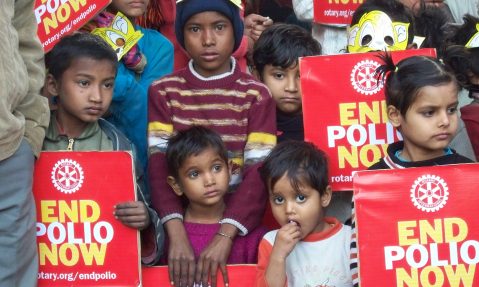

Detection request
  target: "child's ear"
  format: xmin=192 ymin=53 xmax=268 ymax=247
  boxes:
xmin=166 ymin=176 xmax=183 ymax=197
xmin=321 ymin=185 xmax=332 ymax=208
xmin=387 ymin=105 xmax=402 ymax=128
xmin=45 ymin=74 xmax=60 ymax=97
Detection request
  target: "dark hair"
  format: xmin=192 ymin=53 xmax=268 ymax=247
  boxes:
xmin=260 ymin=141 xmax=329 ymax=196
xmin=351 ymin=0 xmax=414 ymax=45
xmin=376 ymin=53 xmax=458 ymax=116
xmin=45 ymin=33 xmax=117 ymax=80
xmin=166 ymin=126 xmax=229 ymax=179
xmin=413 ymin=4 xmax=450 ymax=54
xmin=443 ymin=14 xmax=479 ymax=88
xmin=252 ymin=23 xmax=321 ymax=76
xmin=446 ymin=14 xmax=479 ymax=46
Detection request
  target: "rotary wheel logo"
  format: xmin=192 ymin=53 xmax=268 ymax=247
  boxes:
xmin=51 ymin=159 xmax=84 ymax=194
xmin=350 ymin=60 xmax=383 ymax=95
xmin=410 ymin=174 xmax=449 ymax=212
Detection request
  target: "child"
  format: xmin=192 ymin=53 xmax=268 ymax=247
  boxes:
xmin=42 ymin=33 xmax=164 ymax=266
xmin=349 ymin=54 xmax=474 ymax=286
xmin=83 ymin=0 xmax=174 ymax=172
xmin=165 ymin=126 xmax=266 ymax=264
xmin=443 ymin=14 xmax=479 ymax=160
xmin=347 ymin=0 xmax=415 ymax=53
xmin=0 ymin=0 xmax=50 ymax=285
xmin=252 ymin=23 xmax=321 ymax=142
xmin=147 ymin=0 xmax=276 ymax=286
xmin=257 ymin=141 xmax=353 ymax=287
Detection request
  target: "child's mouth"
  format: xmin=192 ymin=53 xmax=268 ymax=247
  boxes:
xmin=289 ymin=220 xmax=300 ymax=227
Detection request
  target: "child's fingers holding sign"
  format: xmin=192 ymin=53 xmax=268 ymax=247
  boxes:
xmin=114 ymin=201 xmax=150 ymax=230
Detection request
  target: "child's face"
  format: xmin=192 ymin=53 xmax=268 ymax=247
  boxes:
xmin=183 ymin=11 xmax=235 ymax=78
xmin=389 ymin=81 xmax=459 ymax=161
xmin=169 ymin=147 xmax=230 ymax=209
xmin=109 ymin=0 xmax=149 ymax=19
xmin=48 ymin=57 xmax=115 ymax=129
xmin=261 ymin=64 xmax=302 ymax=115
xmin=269 ymin=174 xmax=332 ymax=239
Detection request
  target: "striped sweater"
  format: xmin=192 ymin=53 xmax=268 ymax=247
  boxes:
xmin=147 ymin=58 xmax=276 ymax=234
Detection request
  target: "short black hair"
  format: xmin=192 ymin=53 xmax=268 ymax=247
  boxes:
xmin=260 ymin=141 xmax=329 ymax=196
xmin=45 ymin=33 xmax=117 ymax=80
xmin=376 ymin=53 xmax=458 ymax=116
xmin=413 ymin=4 xmax=450 ymax=54
xmin=166 ymin=126 xmax=229 ymax=179
xmin=253 ymin=23 xmax=321 ymax=76
xmin=351 ymin=0 xmax=414 ymax=45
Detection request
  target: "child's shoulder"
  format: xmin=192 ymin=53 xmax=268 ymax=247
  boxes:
xmin=150 ymin=69 xmax=188 ymax=89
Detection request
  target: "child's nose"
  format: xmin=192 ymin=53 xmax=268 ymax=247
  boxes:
xmin=285 ymin=201 xmax=295 ymax=214
xmin=89 ymin=86 xmax=102 ymax=103
xmin=204 ymin=172 xmax=216 ymax=186
xmin=438 ymin=111 xmax=450 ymax=127
xmin=202 ymin=29 xmax=215 ymax=46
xmin=285 ymin=76 xmax=298 ymax=93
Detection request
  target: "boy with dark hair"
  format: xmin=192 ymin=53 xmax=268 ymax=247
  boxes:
xmin=253 ymin=23 xmax=321 ymax=142
xmin=43 ymin=33 xmax=164 ymax=266
xmin=257 ymin=141 xmax=353 ymax=286
xmin=0 ymin=0 xmax=50 ymax=285
xmin=147 ymin=0 xmax=276 ymax=286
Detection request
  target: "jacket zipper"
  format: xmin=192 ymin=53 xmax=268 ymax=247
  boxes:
xmin=67 ymin=138 xmax=74 ymax=151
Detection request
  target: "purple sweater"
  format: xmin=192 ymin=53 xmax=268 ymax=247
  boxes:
xmin=162 ymin=222 xmax=268 ymax=264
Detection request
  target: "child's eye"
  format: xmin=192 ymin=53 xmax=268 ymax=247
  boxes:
xmin=103 ymin=82 xmax=114 ymax=89
xmin=188 ymin=170 xmax=199 ymax=179
xmin=296 ymin=194 xmax=306 ymax=203
xmin=78 ymin=80 xmax=90 ymax=87
xmin=447 ymin=107 xmax=457 ymax=114
xmin=216 ymin=24 xmax=225 ymax=31
xmin=273 ymin=196 xmax=284 ymax=205
xmin=273 ymin=73 xmax=284 ymax=80
xmin=421 ymin=110 xmax=434 ymax=117
xmin=189 ymin=26 xmax=200 ymax=33
xmin=212 ymin=164 xmax=222 ymax=172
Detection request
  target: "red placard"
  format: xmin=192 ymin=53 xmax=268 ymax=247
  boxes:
xmin=313 ymin=0 xmax=362 ymax=25
xmin=33 ymin=151 xmax=140 ymax=287
xmin=353 ymin=163 xmax=479 ymax=286
xmin=300 ymin=49 xmax=436 ymax=191
xmin=142 ymin=265 xmax=257 ymax=287
xmin=34 ymin=0 xmax=110 ymax=52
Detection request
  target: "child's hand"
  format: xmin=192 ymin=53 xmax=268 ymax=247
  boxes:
xmin=195 ymin=233 xmax=233 ymax=287
xmin=271 ymin=221 xmax=301 ymax=260
xmin=114 ymin=201 xmax=150 ymax=230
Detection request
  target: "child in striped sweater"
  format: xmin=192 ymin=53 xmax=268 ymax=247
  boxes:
xmin=147 ymin=1 xmax=276 ymax=286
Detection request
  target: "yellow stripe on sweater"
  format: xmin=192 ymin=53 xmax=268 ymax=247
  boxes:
xmin=247 ymin=132 xmax=277 ymax=145
xmin=148 ymin=121 xmax=174 ymax=133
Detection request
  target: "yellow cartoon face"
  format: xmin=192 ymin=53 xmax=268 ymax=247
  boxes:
xmin=92 ymin=12 xmax=143 ymax=61
xmin=347 ymin=10 xmax=410 ymax=53
xmin=466 ymin=24 xmax=479 ymax=48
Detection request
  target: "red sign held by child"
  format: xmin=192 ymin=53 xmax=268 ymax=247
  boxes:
xmin=34 ymin=0 xmax=110 ymax=52
xmin=300 ymin=49 xmax=436 ymax=191
xmin=354 ymin=163 xmax=479 ymax=286
xmin=313 ymin=0 xmax=362 ymax=25
xmin=33 ymin=151 xmax=140 ymax=287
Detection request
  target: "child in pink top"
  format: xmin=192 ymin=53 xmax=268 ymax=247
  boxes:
xmin=164 ymin=126 xmax=266 ymax=270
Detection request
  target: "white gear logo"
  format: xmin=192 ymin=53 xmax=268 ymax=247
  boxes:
xmin=350 ymin=60 xmax=383 ymax=95
xmin=410 ymin=174 xmax=449 ymax=212
xmin=51 ymin=159 xmax=84 ymax=194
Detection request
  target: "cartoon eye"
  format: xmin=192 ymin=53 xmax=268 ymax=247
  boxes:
xmin=395 ymin=25 xmax=408 ymax=43
xmin=359 ymin=22 xmax=374 ymax=46
xmin=384 ymin=35 xmax=394 ymax=46
xmin=112 ymin=15 xmax=129 ymax=34
xmin=106 ymin=31 xmax=125 ymax=47
xmin=348 ymin=26 xmax=359 ymax=46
